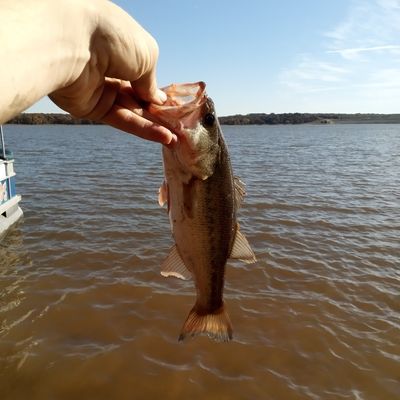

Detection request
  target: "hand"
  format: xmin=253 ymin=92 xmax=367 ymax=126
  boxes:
xmin=49 ymin=1 xmax=176 ymax=145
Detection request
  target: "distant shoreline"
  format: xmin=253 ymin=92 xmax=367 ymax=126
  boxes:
xmin=6 ymin=112 xmax=400 ymax=125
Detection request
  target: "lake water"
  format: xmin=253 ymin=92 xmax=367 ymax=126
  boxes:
xmin=1 ymin=124 xmax=399 ymax=400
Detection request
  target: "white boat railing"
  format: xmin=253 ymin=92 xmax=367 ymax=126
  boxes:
xmin=0 ymin=125 xmax=5 ymax=159
xmin=0 ymin=124 xmax=23 ymax=237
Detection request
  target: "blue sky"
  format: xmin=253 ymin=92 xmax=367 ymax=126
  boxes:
xmin=29 ymin=0 xmax=400 ymax=116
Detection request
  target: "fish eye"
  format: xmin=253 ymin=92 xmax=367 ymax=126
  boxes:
xmin=203 ymin=113 xmax=215 ymax=127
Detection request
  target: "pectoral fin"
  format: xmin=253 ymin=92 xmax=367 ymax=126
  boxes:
xmin=161 ymin=245 xmax=192 ymax=280
xmin=158 ymin=180 xmax=168 ymax=207
xmin=230 ymin=225 xmax=257 ymax=263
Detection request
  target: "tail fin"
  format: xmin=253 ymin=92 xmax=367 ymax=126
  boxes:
xmin=178 ymin=304 xmax=233 ymax=342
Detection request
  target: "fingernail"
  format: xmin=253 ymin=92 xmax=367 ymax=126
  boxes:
xmin=164 ymin=133 xmax=178 ymax=148
xmin=156 ymin=89 xmax=167 ymax=103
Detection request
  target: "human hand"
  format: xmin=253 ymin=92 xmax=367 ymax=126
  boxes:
xmin=49 ymin=1 xmax=176 ymax=145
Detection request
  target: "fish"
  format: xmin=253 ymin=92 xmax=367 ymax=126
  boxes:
xmin=147 ymin=82 xmax=256 ymax=341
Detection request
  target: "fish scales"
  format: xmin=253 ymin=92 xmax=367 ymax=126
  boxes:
xmin=177 ymin=144 xmax=234 ymax=313
xmin=147 ymin=82 xmax=256 ymax=341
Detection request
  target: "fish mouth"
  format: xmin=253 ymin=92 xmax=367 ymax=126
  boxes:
xmin=147 ymin=82 xmax=208 ymax=132
xmin=160 ymin=81 xmax=206 ymax=108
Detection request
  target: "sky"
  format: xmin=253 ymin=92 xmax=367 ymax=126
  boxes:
xmin=28 ymin=0 xmax=400 ymax=116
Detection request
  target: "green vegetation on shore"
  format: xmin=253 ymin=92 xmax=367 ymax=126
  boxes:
xmin=6 ymin=113 xmax=98 ymax=125
xmin=219 ymin=113 xmax=400 ymax=125
xmin=6 ymin=112 xmax=400 ymax=125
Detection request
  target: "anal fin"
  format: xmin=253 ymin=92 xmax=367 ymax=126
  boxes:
xmin=161 ymin=245 xmax=192 ymax=280
xmin=230 ymin=224 xmax=257 ymax=264
xmin=234 ymin=176 xmax=246 ymax=209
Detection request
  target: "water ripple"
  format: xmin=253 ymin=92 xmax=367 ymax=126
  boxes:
xmin=0 ymin=124 xmax=399 ymax=399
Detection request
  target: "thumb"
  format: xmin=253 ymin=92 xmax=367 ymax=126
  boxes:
xmin=132 ymin=69 xmax=167 ymax=105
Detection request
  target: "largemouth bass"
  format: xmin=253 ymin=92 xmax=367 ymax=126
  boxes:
xmin=147 ymin=82 xmax=256 ymax=341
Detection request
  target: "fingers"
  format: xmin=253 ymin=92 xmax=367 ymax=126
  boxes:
xmin=132 ymin=68 xmax=167 ymax=105
xmin=87 ymin=1 xmax=166 ymax=116
xmin=52 ymin=76 xmax=175 ymax=146
xmin=101 ymin=82 xmax=176 ymax=145
xmin=102 ymin=105 xmax=177 ymax=145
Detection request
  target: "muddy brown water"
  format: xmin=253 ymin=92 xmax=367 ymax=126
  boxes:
xmin=1 ymin=124 xmax=399 ymax=399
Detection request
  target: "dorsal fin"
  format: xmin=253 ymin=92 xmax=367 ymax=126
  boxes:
xmin=161 ymin=245 xmax=192 ymax=280
xmin=230 ymin=224 xmax=257 ymax=263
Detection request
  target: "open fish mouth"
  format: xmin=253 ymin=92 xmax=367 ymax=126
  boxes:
xmin=147 ymin=82 xmax=207 ymax=131
xmin=158 ymin=81 xmax=206 ymax=108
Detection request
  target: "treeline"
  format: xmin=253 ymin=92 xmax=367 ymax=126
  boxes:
xmin=219 ymin=113 xmax=400 ymax=125
xmin=7 ymin=113 xmax=100 ymax=125
xmin=219 ymin=113 xmax=318 ymax=125
xmin=7 ymin=112 xmax=400 ymax=125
